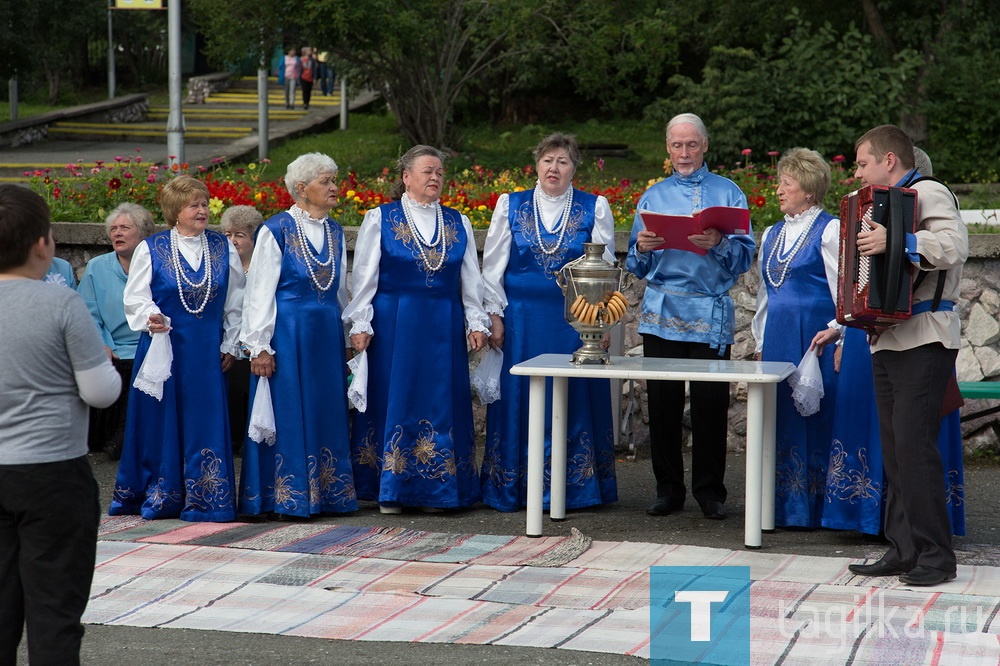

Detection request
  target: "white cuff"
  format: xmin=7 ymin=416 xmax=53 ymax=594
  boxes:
xmin=246 ymin=344 xmax=276 ymax=359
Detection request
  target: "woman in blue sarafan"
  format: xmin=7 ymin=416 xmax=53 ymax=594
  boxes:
xmin=343 ymin=145 xmax=491 ymax=514
xmin=819 ymin=327 xmax=965 ymax=536
xmin=110 ymin=175 xmax=245 ymax=522
xmin=751 ymin=148 xmax=840 ymax=529
xmin=238 ymin=153 xmax=357 ymax=518
xmin=479 ymin=133 xmax=618 ymax=511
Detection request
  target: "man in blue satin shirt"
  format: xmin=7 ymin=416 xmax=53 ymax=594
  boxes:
xmin=626 ymin=113 xmax=756 ymax=521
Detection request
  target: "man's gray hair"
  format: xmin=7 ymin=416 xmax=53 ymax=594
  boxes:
xmin=913 ymin=147 xmax=933 ymax=177
xmin=666 ymin=113 xmax=709 ymax=141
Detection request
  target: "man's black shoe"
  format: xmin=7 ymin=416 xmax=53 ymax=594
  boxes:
xmin=899 ymin=566 xmax=957 ymax=586
xmin=847 ymin=558 xmax=912 ymax=577
xmin=646 ymin=498 xmax=683 ymax=516
xmin=700 ymin=500 xmax=726 ymax=520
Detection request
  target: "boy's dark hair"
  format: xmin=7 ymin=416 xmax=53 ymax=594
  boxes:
xmin=0 ymin=184 xmax=50 ymax=272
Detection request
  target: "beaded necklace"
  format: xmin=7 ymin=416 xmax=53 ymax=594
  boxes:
xmin=764 ymin=207 xmax=821 ymax=289
xmin=401 ymin=194 xmax=447 ymax=272
xmin=532 ymin=183 xmax=573 ymax=256
xmin=291 ymin=206 xmax=335 ymax=291
xmin=169 ymin=228 xmax=213 ymax=314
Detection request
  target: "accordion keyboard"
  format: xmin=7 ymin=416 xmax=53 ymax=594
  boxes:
xmin=856 ymin=206 xmax=873 ymax=292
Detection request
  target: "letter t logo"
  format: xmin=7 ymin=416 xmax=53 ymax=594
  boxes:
xmin=675 ymin=590 xmax=729 ymax=641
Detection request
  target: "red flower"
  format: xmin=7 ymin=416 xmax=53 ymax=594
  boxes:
xmin=108 ymin=178 xmax=122 ymax=190
xmin=53 ymin=188 xmax=61 ymax=199
xmin=833 ymin=155 xmax=845 ymax=163
xmin=754 ymin=196 xmax=766 ymax=208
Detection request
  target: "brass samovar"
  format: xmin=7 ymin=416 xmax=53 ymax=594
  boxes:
xmin=556 ymin=243 xmax=627 ymax=364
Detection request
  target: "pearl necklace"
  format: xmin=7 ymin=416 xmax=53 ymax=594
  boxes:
xmin=170 ymin=228 xmax=213 ymax=314
xmin=291 ymin=206 xmax=335 ymax=291
xmin=765 ymin=207 xmax=821 ymax=290
xmin=532 ymin=184 xmax=573 ymax=256
xmin=401 ymin=194 xmax=446 ymax=272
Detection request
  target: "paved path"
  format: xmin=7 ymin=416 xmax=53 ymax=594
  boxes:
xmin=0 ymin=77 xmax=379 ymax=178
xmin=19 ymin=449 xmax=995 ymax=665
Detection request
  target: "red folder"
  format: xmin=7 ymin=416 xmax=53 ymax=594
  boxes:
xmin=639 ymin=206 xmax=751 ymax=255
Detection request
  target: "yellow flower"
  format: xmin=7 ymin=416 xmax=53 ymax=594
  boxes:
xmin=248 ymin=163 xmax=257 ymax=171
xmin=477 ymin=205 xmax=487 ymax=211
xmin=353 ymin=196 xmax=362 ymax=203
xmin=513 ymin=186 xmax=525 ymax=192
xmin=209 ymin=197 xmax=225 ymax=217
xmin=345 ymin=189 xmax=356 ymax=199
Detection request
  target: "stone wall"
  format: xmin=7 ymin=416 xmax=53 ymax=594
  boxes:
xmin=53 ymin=223 xmax=1000 ymax=454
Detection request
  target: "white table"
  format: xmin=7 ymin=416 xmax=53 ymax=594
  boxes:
xmin=510 ymin=354 xmax=796 ymax=549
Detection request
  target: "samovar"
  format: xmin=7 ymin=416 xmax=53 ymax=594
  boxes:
xmin=555 ymin=242 xmax=627 ymax=364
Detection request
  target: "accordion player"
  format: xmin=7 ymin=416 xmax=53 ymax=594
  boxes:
xmin=836 ymin=184 xmax=918 ymax=330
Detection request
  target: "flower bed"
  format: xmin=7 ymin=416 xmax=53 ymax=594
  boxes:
xmin=25 ymin=149 xmax=862 ymax=230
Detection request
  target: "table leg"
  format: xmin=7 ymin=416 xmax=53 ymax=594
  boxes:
xmin=744 ymin=384 xmax=764 ymax=549
xmin=526 ymin=376 xmax=547 ymax=537
xmin=761 ymin=383 xmax=777 ymax=532
xmin=549 ymin=377 xmax=568 ymax=521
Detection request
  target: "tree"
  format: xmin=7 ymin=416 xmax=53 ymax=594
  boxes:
xmin=188 ymin=0 xmax=299 ymax=72
xmin=540 ymin=0 xmax=679 ymax=116
xmin=649 ymin=11 xmax=922 ymax=162
xmin=2 ymin=0 xmax=105 ymax=102
xmin=304 ymin=0 xmax=551 ymax=148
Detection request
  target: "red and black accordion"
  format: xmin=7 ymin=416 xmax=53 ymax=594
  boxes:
xmin=836 ymin=185 xmax=918 ymax=329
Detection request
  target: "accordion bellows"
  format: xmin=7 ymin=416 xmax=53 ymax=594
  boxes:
xmin=836 ymin=185 xmax=918 ymax=329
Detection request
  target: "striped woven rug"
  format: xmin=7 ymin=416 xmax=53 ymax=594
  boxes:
xmin=87 ymin=517 xmax=1000 ymax=663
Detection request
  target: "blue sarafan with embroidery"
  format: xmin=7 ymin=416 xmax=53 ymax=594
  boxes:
xmin=649 ymin=566 xmax=751 ymax=665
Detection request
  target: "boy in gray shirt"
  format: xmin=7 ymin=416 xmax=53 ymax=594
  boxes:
xmin=0 ymin=185 xmax=121 ymax=665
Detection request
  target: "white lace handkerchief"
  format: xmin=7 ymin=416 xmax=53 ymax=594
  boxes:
xmin=471 ymin=347 xmax=503 ymax=404
xmin=133 ymin=332 xmax=173 ymax=401
xmin=248 ymin=376 xmax=277 ymax=445
xmin=347 ymin=351 xmax=368 ymax=413
xmin=787 ymin=347 xmax=825 ymax=417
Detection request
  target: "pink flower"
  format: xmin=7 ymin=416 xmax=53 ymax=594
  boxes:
xmin=114 ymin=156 xmax=124 ymax=162
xmin=91 ymin=167 xmax=102 ymax=175
xmin=741 ymin=148 xmax=752 ymax=156
xmin=122 ymin=172 xmax=133 ymax=179
xmin=833 ymin=155 xmax=845 ymax=163
xmin=767 ymin=151 xmax=779 ymax=157
xmin=146 ymin=174 xmax=157 ymax=183
xmin=597 ymin=158 xmax=605 ymax=171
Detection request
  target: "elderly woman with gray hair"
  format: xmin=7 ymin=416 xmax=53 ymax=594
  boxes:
xmin=238 ymin=152 xmax=357 ymax=518
xmin=77 ymin=202 xmax=157 ymax=459
xmin=343 ymin=144 xmax=490 ymax=513
xmin=479 ymin=132 xmax=618 ymax=512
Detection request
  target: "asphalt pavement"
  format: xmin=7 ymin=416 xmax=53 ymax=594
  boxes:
xmin=0 ymin=78 xmax=379 ymax=178
xmin=35 ymin=446 xmax=997 ymax=665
